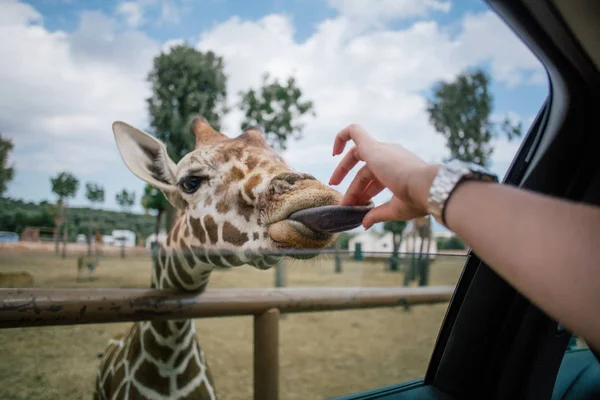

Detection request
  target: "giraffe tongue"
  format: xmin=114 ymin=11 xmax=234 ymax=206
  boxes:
xmin=287 ymin=202 xmax=374 ymax=233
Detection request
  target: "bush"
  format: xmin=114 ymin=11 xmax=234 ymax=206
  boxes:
xmin=437 ymin=235 xmax=466 ymax=250
xmin=0 ymin=197 xmax=155 ymax=241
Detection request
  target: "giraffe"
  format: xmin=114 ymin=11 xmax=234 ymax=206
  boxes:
xmin=95 ymin=224 xmax=105 ymax=258
xmin=94 ymin=116 xmax=344 ymax=400
xmin=404 ymin=216 xmax=432 ymax=287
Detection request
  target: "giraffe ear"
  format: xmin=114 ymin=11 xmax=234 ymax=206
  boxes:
xmin=112 ymin=121 xmax=178 ymax=193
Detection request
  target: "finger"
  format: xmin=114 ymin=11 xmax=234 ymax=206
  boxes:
xmin=329 ymin=146 xmax=361 ymax=186
xmin=362 ymin=201 xmax=398 ymax=229
xmin=340 ymin=165 xmax=376 ymax=206
xmin=332 ymin=124 xmax=376 ymax=156
xmin=356 ymin=180 xmax=385 ymax=205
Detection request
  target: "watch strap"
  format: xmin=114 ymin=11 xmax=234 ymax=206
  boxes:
xmin=427 ymin=160 xmax=498 ymax=227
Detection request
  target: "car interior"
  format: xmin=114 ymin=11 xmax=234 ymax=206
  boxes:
xmin=332 ymin=0 xmax=600 ymax=398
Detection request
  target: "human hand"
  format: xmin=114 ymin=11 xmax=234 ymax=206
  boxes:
xmin=328 ymin=124 xmax=440 ymax=229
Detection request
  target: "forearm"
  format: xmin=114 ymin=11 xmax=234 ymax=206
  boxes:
xmin=444 ymin=181 xmax=600 ymax=350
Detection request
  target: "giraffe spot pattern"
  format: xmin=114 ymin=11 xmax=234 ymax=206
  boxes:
xmin=245 ymin=155 xmax=259 ymax=171
xmin=128 ymin=381 xmax=146 ymax=398
xmin=143 ymin=328 xmax=172 ymax=364
xmin=244 ymin=174 xmax=262 ymax=201
xmin=222 ymin=221 xmax=249 ymax=246
xmin=176 ymin=355 xmax=202 ymax=389
xmin=203 ymin=215 xmax=218 ymax=244
xmin=258 ymin=159 xmax=270 ymax=168
xmin=180 ymin=239 xmax=197 ymax=268
xmin=219 ymin=250 xmax=243 ymax=266
xmin=173 ymin=332 xmax=195 ymax=366
xmin=253 ymin=232 xmax=259 ymax=240
xmin=207 ymin=254 xmax=222 ymax=267
xmin=190 ymin=218 xmax=207 ymax=244
xmin=134 ymin=354 xmax=172 ymax=394
xmin=227 ymin=166 xmax=245 ymax=182
xmin=191 ymin=245 xmax=210 ymax=264
xmin=205 ymin=195 xmax=213 ymax=206
xmin=216 ymin=199 xmax=231 ymax=214
xmin=150 ymin=319 xmax=172 ymax=338
xmin=173 ymin=250 xmax=196 ymax=286
xmin=171 ymin=219 xmax=182 ymax=244
xmin=236 ymin=194 xmax=254 ymax=222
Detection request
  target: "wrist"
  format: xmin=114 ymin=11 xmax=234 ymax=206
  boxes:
xmin=410 ymin=163 xmax=441 ymax=213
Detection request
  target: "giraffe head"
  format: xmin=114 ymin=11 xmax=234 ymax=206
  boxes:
xmin=113 ymin=116 xmax=344 ymax=269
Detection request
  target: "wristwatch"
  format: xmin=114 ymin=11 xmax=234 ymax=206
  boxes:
xmin=427 ymin=159 xmax=499 ymax=227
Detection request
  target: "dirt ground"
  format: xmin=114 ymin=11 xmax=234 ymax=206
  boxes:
xmin=0 ymin=247 xmax=467 ymax=400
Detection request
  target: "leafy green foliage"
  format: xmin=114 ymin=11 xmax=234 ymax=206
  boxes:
xmin=426 ymin=68 xmax=522 ymax=167
xmin=146 ymin=43 xmax=228 ymax=163
xmin=141 ymin=184 xmax=168 ymax=236
xmin=326 ymin=231 xmax=358 ymax=250
xmin=85 ymin=182 xmax=105 ymax=207
xmin=0 ymin=198 xmax=54 ymax=236
xmin=437 ymin=235 xmax=466 ymax=250
xmin=383 ymin=220 xmax=408 ymax=271
xmin=0 ymin=197 xmax=155 ymax=242
xmin=141 ymin=184 xmax=168 ymax=214
xmin=115 ymin=189 xmax=135 ymax=212
xmin=0 ymin=134 xmax=14 ymax=195
xmin=239 ymin=73 xmax=316 ymax=151
xmin=50 ymin=172 xmax=79 ymax=204
xmin=383 ymin=220 xmax=407 ymax=252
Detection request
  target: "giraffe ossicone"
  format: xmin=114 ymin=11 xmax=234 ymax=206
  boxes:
xmin=95 ymin=116 xmax=346 ymax=400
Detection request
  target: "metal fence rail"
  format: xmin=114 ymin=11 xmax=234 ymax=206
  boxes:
xmin=0 ymin=286 xmax=455 ymax=400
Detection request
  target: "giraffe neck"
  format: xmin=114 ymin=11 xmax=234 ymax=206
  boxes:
xmin=94 ymin=215 xmax=221 ymax=399
xmin=151 ymin=214 xmax=214 ymax=291
xmin=95 ymin=318 xmax=217 ymax=399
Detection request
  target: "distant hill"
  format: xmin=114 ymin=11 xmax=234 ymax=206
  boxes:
xmin=0 ymin=197 xmax=156 ymax=242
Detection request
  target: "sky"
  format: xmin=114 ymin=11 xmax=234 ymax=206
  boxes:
xmin=1 ymin=0 xmax=549 ymax=233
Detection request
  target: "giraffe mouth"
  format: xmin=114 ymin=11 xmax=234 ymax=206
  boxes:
xmin=267 ymin=201 xmax=374 ymax=257
xmin=286 ymin=202 xmax=374 ymax=233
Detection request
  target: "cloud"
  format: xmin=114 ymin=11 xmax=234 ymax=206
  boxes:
xmin=116 ymin=1 xmax=146 ymax=28
xmin=1 ymin=0 xmax=546 ymax=212
xmin=456 ymin=12 xmax=544 ymax=88
xmin=328 ymin=0 xmax=451 ymax=29
xmin=113 ymin=0 xmax=189 ymax=28
xmin=0 ymin=3 xmax=158 ymax=176
xmin=196 ymin=9 xmax=545 ymax=205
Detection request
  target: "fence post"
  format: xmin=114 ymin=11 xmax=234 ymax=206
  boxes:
xmin=275 ymin=260 xmax=286 ymax=288
xmin=254 ymin=308 xmax=280 ymax=400
xmin=334 ymin=238 xmax=342 ymax=273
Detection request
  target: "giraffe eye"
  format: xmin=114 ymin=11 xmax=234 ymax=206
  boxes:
xmin=178 ymin=176 xmax=208 ymax=194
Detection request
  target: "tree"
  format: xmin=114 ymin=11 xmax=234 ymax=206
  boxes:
xmin=141 ymin=183 xmax=168 ymax=240
xmin=426 ymin=67 xmax=522 ymax=168
xmin=437 ymin=235 xmax=466 ymax=250
xmin=85 ymin=182 xmax=105 ymax=255
xmin=239 ymin=73 xmax=316 ymax=152
xmin=0 ymin=134 xmax=15 ymax=196
xmin=50 ymin=172 xmax=79 ymax=258
xmin=116 ymin=188 xmax=136 ymax=257
xmin=383 ymin=220 xmax=408 ymax=272
xmin=146 ymin=43 xmax=228 ymax=229
xmin=116 ymin=189 xmax=135 ymax=212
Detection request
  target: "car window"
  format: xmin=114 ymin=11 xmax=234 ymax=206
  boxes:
xmin=0 ymin=0 xmax=548 ymax=399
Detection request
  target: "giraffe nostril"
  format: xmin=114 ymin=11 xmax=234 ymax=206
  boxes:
xmin=283 ymin=175 xmax=298 ymax=185
xmin=273 ymin=172 xmax=315 ymax=186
